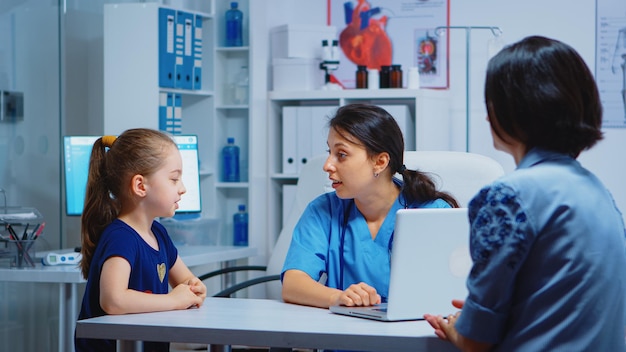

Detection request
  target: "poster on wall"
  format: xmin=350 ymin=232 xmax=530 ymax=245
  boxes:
xmin=596 ymin=0 xmax=626 ymax=128
xmin=327 ymin=0 xmax=450 ymax=89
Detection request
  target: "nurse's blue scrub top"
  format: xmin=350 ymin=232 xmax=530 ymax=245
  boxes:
xmin=282 ymin=184 xmax=451 ymax=300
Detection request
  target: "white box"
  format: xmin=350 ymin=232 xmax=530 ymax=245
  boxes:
xmin=271 ymin=24 xmax=337 ymax=59
xmin=273 ymin=58 xmax=324 ymax=91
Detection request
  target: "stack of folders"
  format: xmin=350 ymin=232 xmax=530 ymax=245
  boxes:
xmin=159 ymin=92 xmax=182 ymax=135
xmin=158 ymin=8 xmax=203 ymax=90
xmin=158 ymin=8 xmax=203 ymax=135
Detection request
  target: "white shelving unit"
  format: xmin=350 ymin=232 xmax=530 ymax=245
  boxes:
xmin=103 ymin=1 xmax=260 ymax=249
xmin=267 ymin=88 xmax=451 ymax=247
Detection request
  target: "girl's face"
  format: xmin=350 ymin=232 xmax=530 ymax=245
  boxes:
xmin=144 ymin=144 xmax=187 ymax=218
xmin=323 ymin=127 xmax=376 ymax=200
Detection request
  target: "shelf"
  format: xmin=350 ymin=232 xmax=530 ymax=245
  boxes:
xmin=268 ymin=88 xmax=446 ymax=101
xmin=217 ymin=105 xmax=249 ymax=110
xmin=159 ymin=88 xmax=214 ymax=97
xmin=216 ymin=46 xmax=250 ymax=52
xmin=216 ymin=182 xmax=250 ymax=189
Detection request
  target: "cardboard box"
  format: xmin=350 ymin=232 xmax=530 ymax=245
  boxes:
xmin=272 ymin=58 xmax=324 ymax=91
xmin=271 ymin=24 xmax=337 ymax=59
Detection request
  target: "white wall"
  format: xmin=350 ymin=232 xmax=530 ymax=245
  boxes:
xmin=266 ymin=0 xmax=626 ymax=219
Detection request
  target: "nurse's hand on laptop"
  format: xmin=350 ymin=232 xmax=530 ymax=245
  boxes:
xmin=332 ymin=282 xmax=381 ymax=307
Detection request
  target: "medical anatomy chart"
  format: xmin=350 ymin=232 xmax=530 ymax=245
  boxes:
xmin=596 ymin=0 xmax=626 ymax=128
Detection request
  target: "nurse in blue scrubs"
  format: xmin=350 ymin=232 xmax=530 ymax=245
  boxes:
xmin=281 ymin=103 xmax=459 ymax=308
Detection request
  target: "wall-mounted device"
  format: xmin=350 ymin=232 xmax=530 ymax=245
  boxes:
xmin=0 ymin=90 xmax=24 ymax=122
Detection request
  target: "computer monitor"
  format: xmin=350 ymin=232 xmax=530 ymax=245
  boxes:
xmin=63 ymin=134 xmax=202 ymax=216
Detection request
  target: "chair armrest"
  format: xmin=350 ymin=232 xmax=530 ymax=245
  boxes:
xmin=213 ymin=274 xmax=281 ymax=298
xmin=198 ymin=265 xmax=267 ymax=281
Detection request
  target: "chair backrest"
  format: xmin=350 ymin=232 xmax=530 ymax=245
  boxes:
xmin=402 ymin=151 xmax=505 ymax=207
xmin=265 ymin=155 xmax=331 ymax=300
xmin=264 ymin=151 xmax=505 ymax=300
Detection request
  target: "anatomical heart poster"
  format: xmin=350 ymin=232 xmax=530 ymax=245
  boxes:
xmin=328 ymin=0 xmax=450 ymax=89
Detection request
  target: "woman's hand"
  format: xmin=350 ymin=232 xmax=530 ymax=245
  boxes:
xmin=424 ymin=299 xmax=464 ymax=340
xmin=424 ymin=300 xmax=492 ymax=352
xmin=331 ymin=282 xmax=381 ymax=307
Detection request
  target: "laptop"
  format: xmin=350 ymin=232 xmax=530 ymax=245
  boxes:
xmin=329 ymin=207 xmax=472 ymax=321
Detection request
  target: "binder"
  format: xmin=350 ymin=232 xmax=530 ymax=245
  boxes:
xmin=158 ymin=92 xmax=170 ymax=131
xmin=310 ymin=106 xmax=333 ymax=158
xmin=192 ymin=14 xmax=203 ymax=90
xmin=158 ymin=8 xmax=176 ymax=88
xmin=296 ymin=107 xmax=313 ymax=173
xmin=379 ymin=105 xmax=414 ymax=150
xmin=282 ymin=106 xmax=298 ymax=174
xmin=175 ymin=11 xmax=194 ymax=90
xmin=173 ymin=93 xmax=182 ymax=134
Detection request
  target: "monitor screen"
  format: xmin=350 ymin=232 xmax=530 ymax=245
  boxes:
xmin=63 ymin=134 xmax=202 ymax=216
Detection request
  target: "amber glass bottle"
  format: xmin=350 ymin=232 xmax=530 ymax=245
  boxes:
xmin=356 ymin=65 xmax=368 ymax=89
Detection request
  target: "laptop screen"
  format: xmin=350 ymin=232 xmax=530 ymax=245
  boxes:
xmin=63 ymin=134 xmax=202 ymax=216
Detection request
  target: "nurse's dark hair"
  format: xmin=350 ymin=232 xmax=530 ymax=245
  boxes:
xmin=79 ymin=128 xmax=177 ymax=279
xmin=485 ymin=35 xmax=603 ymax=158
xmin=329 ymin=104 xmax=459 ymax=208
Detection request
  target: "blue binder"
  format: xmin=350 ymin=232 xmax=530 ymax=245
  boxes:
xmin=159 ymin=92 xmax=174 ymax=132
xmin=193 ymin=14 xmax=203 ymax=90
xmin=173 ymin=93 xmax=183 ymax=134
xmin=158 ymin=8 xmax=176 ymax=88
xmin=175 ymin=10 xmax=194 ymax=90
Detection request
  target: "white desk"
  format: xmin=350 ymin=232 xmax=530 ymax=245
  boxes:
xmin=0 ymin=245 xmax=256 ymax=352
xmin=75 ymin=297 xmax=457 ymax=352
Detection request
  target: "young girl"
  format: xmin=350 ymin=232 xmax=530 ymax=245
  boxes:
xmin=75 ymin=128 xmax=207 ymax=352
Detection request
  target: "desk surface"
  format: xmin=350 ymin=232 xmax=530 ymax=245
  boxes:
xmin=76 ymin=297 xmax=457 ymax=352
xmin=0 ymin=245 xmax=257 ymax=283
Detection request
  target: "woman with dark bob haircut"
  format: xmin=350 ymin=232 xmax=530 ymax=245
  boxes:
xmin=425 ymin=36 xmax=626 ymax=351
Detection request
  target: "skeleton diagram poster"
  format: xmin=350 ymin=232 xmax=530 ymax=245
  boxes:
xmin=327 ymin=0 xmax=450 ymax=89
xmin=596 ymin=0 xmax=626 ymax=128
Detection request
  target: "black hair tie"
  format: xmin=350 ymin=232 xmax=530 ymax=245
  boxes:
xmin=398 ymin=164 xmax=407 ymax=173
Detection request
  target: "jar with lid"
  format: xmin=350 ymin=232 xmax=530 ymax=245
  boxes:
xmin=356 ymin=65 xmax=368 ymax=89
xmin=390 ymin=65 xmax=403 ymax=88
xmin=379 ymin=65 xmax=391 ymax=88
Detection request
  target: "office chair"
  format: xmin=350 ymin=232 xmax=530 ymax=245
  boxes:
xmin=200 ymin=151 xmax=505 ymax=299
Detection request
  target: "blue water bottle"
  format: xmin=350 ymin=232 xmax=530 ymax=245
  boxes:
xmin=233 ymin=204 xmax=248 ymax=246
xmin=222 ymin=137 xmax=240 ymax=182
xmin=225 ymin=2 xmax=243 ymax=47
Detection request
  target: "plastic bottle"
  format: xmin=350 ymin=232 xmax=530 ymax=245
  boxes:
xmin=233 ymin=204 xmax=248 ymax=246
xmin=356 ymin=65 xmax=368 ymax=89
xmin=407 ymin=67 xmax=421 ymax=89
xmin=222 ymin=137 xmax=240 ymax=182
xmin=233 ymin=65 xmax=249 ymax=105
xmin=225 ymin=2 xmax=243 ymax=47
xmin=367 ymin=68 xmax=379 ymax=90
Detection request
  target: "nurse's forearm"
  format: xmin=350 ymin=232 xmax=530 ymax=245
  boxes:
xmin=282 ymin=269 xmax=342 ymax=308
